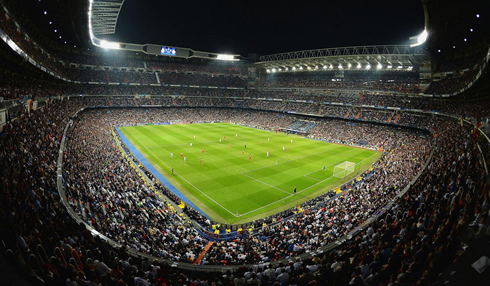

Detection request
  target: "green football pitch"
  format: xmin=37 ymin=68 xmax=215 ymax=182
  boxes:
xmin=119 ymin=123 xmax=381 ymax=224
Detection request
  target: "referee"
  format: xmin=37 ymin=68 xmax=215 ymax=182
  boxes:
xmin=294 ymin=186 xmax=297 ymax=195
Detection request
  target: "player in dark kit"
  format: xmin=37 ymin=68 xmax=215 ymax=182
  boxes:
xmin=294 ymin=186 xmax=297 ymax=195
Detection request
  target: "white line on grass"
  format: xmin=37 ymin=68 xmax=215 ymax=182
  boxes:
xmin=121 ymin=127 xmax=240 ymax=217
xmin=146 ymin=140 xmax=223 ymax=148
xmin=303 ymin=173 xmax=323 ymax=182
xmin=303 ymin=169 xmax=324 ymax=177
xmin=241 ymin=173 xmax=291 ymax=195
xmin=302 ymin=161 xmax=340 ymax=181
xmin=236 ymin=173 xmax=338 ymax=217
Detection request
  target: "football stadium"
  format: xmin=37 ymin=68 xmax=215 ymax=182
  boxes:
xmin=0 ymin=0 xmax=489 ymax=285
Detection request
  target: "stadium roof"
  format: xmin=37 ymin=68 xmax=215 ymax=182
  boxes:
xmin=89 ymin=0 xmax=125 ymax=36
xmin=253 ymin=45 xmax=431 ymax=71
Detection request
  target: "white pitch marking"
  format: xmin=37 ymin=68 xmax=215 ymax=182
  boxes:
xmin=241 ymin=173 xmax=291 ymax=195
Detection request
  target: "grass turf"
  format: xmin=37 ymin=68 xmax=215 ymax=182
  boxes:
xmin=119 ymin=123 xmax=381 ymax=224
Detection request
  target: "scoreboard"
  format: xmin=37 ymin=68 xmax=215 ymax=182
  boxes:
xmin=160 ymin=46 xmax=176 ymax=56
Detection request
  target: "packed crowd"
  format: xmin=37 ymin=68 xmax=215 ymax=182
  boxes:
xmin=64 ymin=68 xmax=247 ymax=87
xmin=0 ymin=6 xmax=66 ymax=77
xmin=69 ymin=94 xmax=488 ymax=126
xmin=262 ymin=71 xmax=422 ymax=93
xmin=424 ymin=68 xmax=480 ymax=95
xmin=148 ymin=61 xmax=247 ymax=75
xmin=0 ymin=92 xmax=487 ymax=285
xmin=424 ymin=48 xmax=488 ymax=95
xmin=59 ymin=53 xmax=248 ymax=76
xmin=2 ymin=76 xmax=489 ymax=125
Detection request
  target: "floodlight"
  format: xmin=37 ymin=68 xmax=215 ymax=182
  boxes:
xmin=387 ymin=65 xmax=393 ymax=69
xmin=99 ymin=40 xmax=120 ymax=49
xmin=338 ymin=64 xmax=343 ymax=69
xmin=377 ymin=63 xmax=382 ymax=69
xmin=266 ymin=69 xmax=270 ymax=73
xmin=329 ymin=64 xmax=333 ymax=69
xmin=438 ymin=49 xmax=441 ymax=52
xmin=278 ymin=68 xmax=281 ymax=71
xmin=347 ymin=63 xmax=352 ymax=69
xmin=453 ymin=46 xmax=456 ymax=49
xmin=366 ymin=64 xmax=371 ymax=70
xmin=285 ymin=67 xmax=288 ymax=71
xmin=299 ymin=66 xmax=303 ymax=70
xmin=292 ymin=67 xmax=296 ymax=71
xmin=49 ymin=21 xmax=52 ymax=24
xmin=272 ymin=68 xmax=276 ymax=72
xmin=54 ymin=29 xmax=57 ymax=32
xmin=418 ymin=30 xmax=428 ymax=42
xmin=470 ymin=28 xmax=474 ymax=32
xmin=216 ymin=54 xmax=235 ymax=61
xmin=323 ymin=65 xmax=327 ymax=69
xmin=44 ymin=11 xmax=47 ymax=15
xmin=476 ymin=14 xmax=480 ymax=18
xmin=397 ymin=66 xmax=403 ymax=69
xmin=307 ymin=66 xmax=311 ymax=70
xmin=410 ymin=30 xmax=428 ymax=47
xmin=357 ymin=63 xmax=362 ymax=69
xmin=464 ymin=38 xmax=467 ymax=42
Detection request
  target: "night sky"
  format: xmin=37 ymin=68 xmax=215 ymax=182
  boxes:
xmin=103 ymin=0 xmax=425 ymax=56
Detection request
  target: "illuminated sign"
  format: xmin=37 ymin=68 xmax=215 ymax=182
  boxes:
xmin=161 ymin=46 xmax=176 ymax=56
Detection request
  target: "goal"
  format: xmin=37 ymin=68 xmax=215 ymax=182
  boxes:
xmin=333 ymin=161 xmax=356 ymax=178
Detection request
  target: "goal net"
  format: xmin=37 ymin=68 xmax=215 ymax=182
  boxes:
xmin=333 ymin=161 xmax=356 ymax=178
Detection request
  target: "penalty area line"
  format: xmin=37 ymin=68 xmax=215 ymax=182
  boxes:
xmin=240 ymin=172 xmax=291 ymax=196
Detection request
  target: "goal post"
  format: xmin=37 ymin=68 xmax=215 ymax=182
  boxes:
xmin=333 ymin=161 xmax=356 ymax=178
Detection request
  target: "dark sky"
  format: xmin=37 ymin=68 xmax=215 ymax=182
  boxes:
xmin=103 ymin=0 xmax=425 ymax=56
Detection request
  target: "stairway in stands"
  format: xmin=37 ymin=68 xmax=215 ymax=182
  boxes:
xmin=387 ymin=112 xmax=395 ymax=123
xmin=394 ymin=113 xmax=401 ymax=123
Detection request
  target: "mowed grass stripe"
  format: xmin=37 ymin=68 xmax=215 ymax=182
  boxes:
xmin=120 ymin=123 xmax=381 ymax=223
